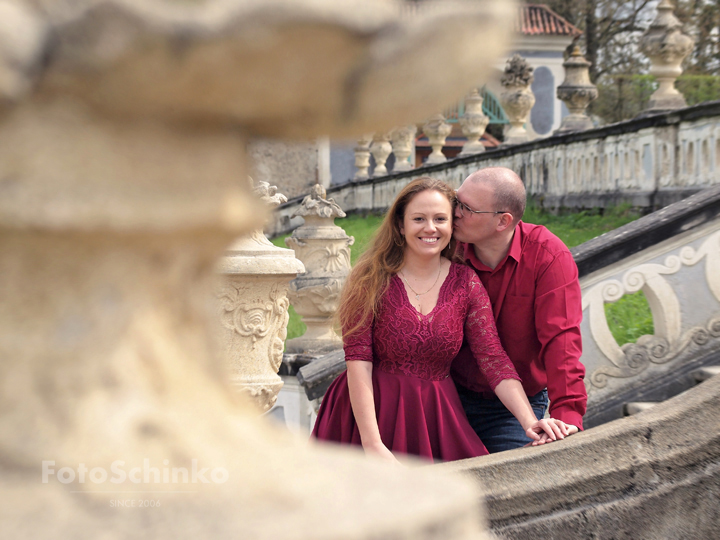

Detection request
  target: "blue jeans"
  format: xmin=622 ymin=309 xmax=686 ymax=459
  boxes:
xmin=456 ymin=385 xmax=549 ymax=454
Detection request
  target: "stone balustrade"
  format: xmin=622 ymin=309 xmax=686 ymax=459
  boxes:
xmin=270 ymin=101 xmax=720 ymax=238
xmin=572 ymin=183 xmax=720 ymax=427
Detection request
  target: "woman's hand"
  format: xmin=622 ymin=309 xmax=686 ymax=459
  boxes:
xmin=363 ymin=440 xmax=401 ymax=465
xmin=525 ymin=418 xmax=578 ymax=446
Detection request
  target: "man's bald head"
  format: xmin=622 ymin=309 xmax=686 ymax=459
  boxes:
xmin=465 ymin=167 xmax=526 ymax=224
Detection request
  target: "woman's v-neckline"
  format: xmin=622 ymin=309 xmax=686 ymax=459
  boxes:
xmin=396 ymin=262 xmax=455 ymax=318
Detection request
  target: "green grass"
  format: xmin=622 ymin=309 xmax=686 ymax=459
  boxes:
xmin=276 ymin=204 xmax=653 ymax=346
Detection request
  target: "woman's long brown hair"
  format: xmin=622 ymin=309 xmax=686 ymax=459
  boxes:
xmin=337 ymin=177 xmax=458 ymax=340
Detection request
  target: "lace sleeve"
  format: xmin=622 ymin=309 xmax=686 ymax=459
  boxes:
xmin=464 ymin=270 xmax=521 ymax=389
xmin=343 ymin=313 xmax=374 ymax=363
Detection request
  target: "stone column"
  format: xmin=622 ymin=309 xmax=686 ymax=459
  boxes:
xmin=353 ymin=133 xmax=373 ymax=181
xmin=285 ymin=184 xmax=354 ymax=355
xmin=370 ymin=132 xmax=392 ymax=176
xmin=459 ymin=88 xmax=489 ymax=156
xmin=555 ymin=46 xmax=599 ymax=134
xmin=0 ymin=0 xmax=518 ymax=538
xmin=423 ymin=114 xmax=452 ymax=164
xmin=217 ymin=180 xmax=305 ymax=413
xmin=391 ymin=125 xmax=417 ymax=171
xmin=639 ymin=0 xmax=694 ymax=114
xmin=500 ymin=54 xmax=535 ymax=145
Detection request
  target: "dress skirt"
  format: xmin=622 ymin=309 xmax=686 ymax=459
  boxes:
xmin=312 ymin=367 xmax=488 ymax=462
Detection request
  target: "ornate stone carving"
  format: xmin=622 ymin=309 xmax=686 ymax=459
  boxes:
xmin=370 ymin=132 xmax=392 ymax=177
xmin=286 ymin=184 xmax=353 ymax=355
xmin=422 ymin=114 xmax=452 ymax=164
xmin=353 ymin=133 xmax=373 ymax=181
xmin=639 ymin=0 xmax=694 ymax=114
xmin=500 ymin=54 xmax=535 ymax=144
xmin=459 ymin=88 xmax=489 ymax=156
xmin=583 ymin=229 xmax=720 ymax=392
xmin=218 ymin=179 xmax=305 ymax=412
xmin=390 ymin=125 xmax=417 ymax=171
xmin=555 ymin=46 xmax=598 ymax=134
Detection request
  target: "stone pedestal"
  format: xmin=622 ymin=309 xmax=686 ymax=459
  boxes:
xmin=353 ymin=133 xmax=373 ymax=181
xmin=459 ymin=88 xmax=489 ymax=156
xmin=639 ymin=0 xmax=694 ymax=114
xmin=286 ymin=185 xmax=353 ymax=356
xmin=217 ymin=181 xmax=305 ymax=413
xmin=555 ymin=46 xmax=598 ymax=134
xmin=370 ymin=132 xmax=392 ymax=176
xmin=500 ymin=55 xmax=535 ymax=145
xmin=423 ymin=114 xmax=452 ymax=164
xmin=0 ymin=0 xmax=518 ymax=538
xmin=391 ymin=125 xmax=417 ymax=171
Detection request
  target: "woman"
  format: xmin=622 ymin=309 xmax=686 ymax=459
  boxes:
xmin=312 ymin=177 xmax=559 ymax=463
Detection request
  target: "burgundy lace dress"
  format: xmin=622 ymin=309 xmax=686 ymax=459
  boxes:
xmin=312 ymin=262 xmax=520 ymax=462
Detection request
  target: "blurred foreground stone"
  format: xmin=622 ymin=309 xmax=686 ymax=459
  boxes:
xmin=0 ymin=0 xmax=516 ymax=538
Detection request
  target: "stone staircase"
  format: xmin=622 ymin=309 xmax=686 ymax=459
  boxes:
xmin=624 ymin=365 xmax=720 ymax=416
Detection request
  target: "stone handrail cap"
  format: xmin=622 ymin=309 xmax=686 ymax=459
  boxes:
xmin=4 ymin=0 xmax=515 ymax=138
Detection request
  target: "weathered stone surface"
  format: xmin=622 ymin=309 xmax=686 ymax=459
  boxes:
xmin=439 ymin=373 xmax=720 ymax=539
xmin=248 ymin=139 xmax=319 ymax=200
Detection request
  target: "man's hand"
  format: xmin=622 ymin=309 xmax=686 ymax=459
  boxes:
xmin=525 ymin=419 xmax=578 ymax=446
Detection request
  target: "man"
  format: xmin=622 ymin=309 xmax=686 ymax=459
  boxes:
xmin=451 ymin=167 xmax=586 ymax=453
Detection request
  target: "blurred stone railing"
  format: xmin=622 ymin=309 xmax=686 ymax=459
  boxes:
xmin=269 ymin=100 xmax=720 ymax=238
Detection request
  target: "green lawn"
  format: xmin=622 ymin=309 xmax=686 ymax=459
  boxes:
xmin=276 ymin=205 xmax=654 ymax=347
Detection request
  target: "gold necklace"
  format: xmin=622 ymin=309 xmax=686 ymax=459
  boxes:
xmin=400 ymin=263 xmax=442 ymax=302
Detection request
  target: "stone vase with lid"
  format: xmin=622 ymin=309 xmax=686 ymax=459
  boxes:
xmin=639 ymin=0 xmax=694 ymax=114
xmin=500 ymin=54 xmax=535 ymax=145
xmin=555 ymin=46 xmax=598 ymax=134
xmin=285 ymin=184 xmax=354 ymax=356
xmin=217 ymin=180 xmax=305 ymax=412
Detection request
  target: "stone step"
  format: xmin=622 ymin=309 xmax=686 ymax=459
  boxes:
xmin=624 ymin=402 xmax=660 ymax=416
xmin=692 ymin=365 xmax=720 ymax=383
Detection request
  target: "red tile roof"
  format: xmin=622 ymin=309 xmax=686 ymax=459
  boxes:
xmin=518 ymin=4 xmax=582 ymax=37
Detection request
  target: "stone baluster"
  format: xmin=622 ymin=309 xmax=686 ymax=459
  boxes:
xmin=369 ymin=132 xmax=393 ymax=177
xmin=353 ymin=133 xmax=373 ymax=181
xmin=217 ymin=180 xmax=305 ymax=412
xmin=639 ymin=0 xmax=694 ymax=114
xmin=285 ymin=184 xmax=354 ymax=355
xmin=422 ymin=114 xmax=452 ymax=164
xmin=500 ymin=54 xmax=535 ymax=144
xmin=555 ymin=46 xmax=599 ymax=134
xmin=390 ymin=125 xmax=417 ymax=171
xmin=459 ymin=88 xmax=489 ymax=156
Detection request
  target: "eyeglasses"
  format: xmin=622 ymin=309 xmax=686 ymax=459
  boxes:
xmin=455 ymin=199 xmax=508 ymax=218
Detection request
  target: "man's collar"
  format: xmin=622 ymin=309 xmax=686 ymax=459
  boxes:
xmin=461 ymin=221 xmax=523 ymax=271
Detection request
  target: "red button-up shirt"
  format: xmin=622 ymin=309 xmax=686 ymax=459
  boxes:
xmin=451 ymin=221 xmax=587 ymax=429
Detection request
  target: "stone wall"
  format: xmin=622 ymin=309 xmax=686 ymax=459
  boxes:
xmin=269 ymin=101 xmax=720 ymax=237
xmin=248 ymin=139 xmax=320 ymax=200
xmin=439 ymin=372 xmax=720 ymax=539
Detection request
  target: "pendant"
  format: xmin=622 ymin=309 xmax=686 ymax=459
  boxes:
xmin=415 ymin=294 xmax=420 ymax=301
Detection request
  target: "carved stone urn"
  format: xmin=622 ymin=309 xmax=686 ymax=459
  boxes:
xmin=422 ymin=114 xmax=452 ymax=164
xmin=217 ymin=180 xmax=305 ymax=412
xmin=391 ymin=125 xmax=417 ymax=171
xmin=370 ymin=131 xmax=393 ymax=176
xmin=500 ymin=54 xmax=535 ymax=144
xmin=286 ymin=184 xmax=354 ymax=356
xmin=555 ymin=46 xmax=598 ymax=134
xmin=639 ymin=0 xmax=694 ymax=114
xmin=459 ymin=88 xmax=489 ymax=155
xmin=353 ymin=133 xmax=373 ymax=181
